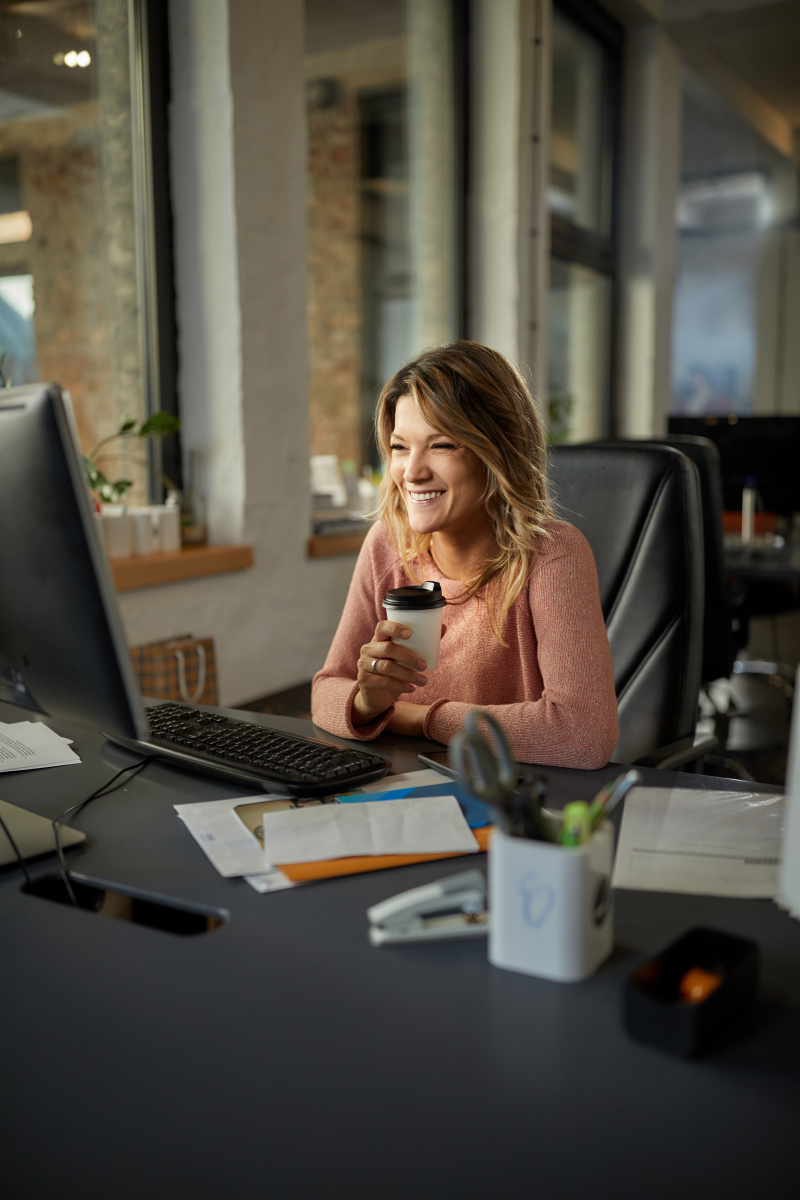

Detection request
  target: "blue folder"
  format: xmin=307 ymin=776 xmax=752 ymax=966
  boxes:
xmin=336 ymin=782 xmax=491 ymax=829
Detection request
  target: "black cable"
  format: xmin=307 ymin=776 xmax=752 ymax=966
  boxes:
xmin=0 ymin=809 xmax=33 ymax=886
xmin=52 ymin=757 xmax=148 ymax=906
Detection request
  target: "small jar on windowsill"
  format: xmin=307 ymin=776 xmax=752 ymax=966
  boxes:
xmin=179 ymin=450 xmax=207 ymax=546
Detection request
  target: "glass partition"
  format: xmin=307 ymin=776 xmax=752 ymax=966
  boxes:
xmin=0 ymin=0 xmax=168 ymax=501
xmin=549 ymin=8 xmax=613 ymax=238
xmin=671 ymin=70 xmax=800 ymax=417
xmin=546 ymin=4 xmax=619 ymax=444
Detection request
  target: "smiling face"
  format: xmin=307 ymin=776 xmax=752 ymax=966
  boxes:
xmin=389 ymin=394 xmax=489 ymax=540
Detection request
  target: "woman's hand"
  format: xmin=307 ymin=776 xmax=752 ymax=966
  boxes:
xmin=352 ymin=620 xmax=428 ymax=726
xmin=386 ymin=701 xmax=430 ymax=737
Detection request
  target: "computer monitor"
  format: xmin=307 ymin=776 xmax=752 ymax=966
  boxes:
xmin=0 ymin=385 xmax=389 ymax=797
xmin=667 ymin=415 xmax=800 ymax=516
xmin=0 ymin=384 xmax=147 ymax=739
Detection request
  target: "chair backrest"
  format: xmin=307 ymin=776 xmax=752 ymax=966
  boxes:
xmin=548 ymin=443 xmax=704 ymax=764
xmin=643 ymin=434 xmax=733 ymax=684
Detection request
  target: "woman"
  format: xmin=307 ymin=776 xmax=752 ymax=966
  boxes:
xmin=312 ymin=341 xmax=618 ymax=769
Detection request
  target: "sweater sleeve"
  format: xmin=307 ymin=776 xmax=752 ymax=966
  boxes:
xmin=423 ymin=528 xmax=619 ymax=770
xmin=311 ymin=526 xmax=396 ymax=741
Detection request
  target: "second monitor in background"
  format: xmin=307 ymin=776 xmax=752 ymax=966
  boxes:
xmin=668 ymin=415 xmax=800 ymax=517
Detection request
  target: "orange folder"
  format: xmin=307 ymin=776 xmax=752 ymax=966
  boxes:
xmin=275 ymin=825 xmax=493 ymax=883
xmin=233 ymin=798 xmax=492 ymax=885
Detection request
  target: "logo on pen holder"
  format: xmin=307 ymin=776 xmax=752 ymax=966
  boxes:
xmin=519 ymin=873 xmax=556 ymax=928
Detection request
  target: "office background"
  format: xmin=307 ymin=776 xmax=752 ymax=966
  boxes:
xmin=0 ymin=0 xmax=798 ymax=729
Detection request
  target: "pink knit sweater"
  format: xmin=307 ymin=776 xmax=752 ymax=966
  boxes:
xmin=311 ymin=521 xmax=619 ymax=769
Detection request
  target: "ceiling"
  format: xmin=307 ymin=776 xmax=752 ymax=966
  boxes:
xmin=663 ymin=0 xmax=800 ymax=126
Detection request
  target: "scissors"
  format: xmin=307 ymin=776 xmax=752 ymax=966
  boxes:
xmin=450 ymin=711 xmax=554 ymax=841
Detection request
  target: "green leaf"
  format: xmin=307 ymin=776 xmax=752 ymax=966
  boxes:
xmin=98 ymin=478 xmax=133 ymax=503
xmin=84 ymin=458 xmax=108 ymax=490
xmin=118 ymin=417 xmax=138 ymax=434
xmin=138 ymin=411 xmax=180 ymax=438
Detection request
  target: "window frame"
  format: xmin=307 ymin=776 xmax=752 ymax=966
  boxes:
xmin=130 ymin=0 xmax=181 ymax=499
xmin=549 ymin=0 xmax=623 ymax=437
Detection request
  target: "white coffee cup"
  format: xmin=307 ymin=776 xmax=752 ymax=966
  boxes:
xmin=383 ymin=581 xmax=447 ymax=671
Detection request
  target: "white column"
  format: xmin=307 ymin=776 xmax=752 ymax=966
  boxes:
xmin=616 ymin=23 xmax=682 ymax=438
xmin=470 ymin=0 xmax=522 ymax=364
xmin=168 ymin=0 xmax=245 ymax=543
xmin=409 ymin=0 xmax=455 ymax=351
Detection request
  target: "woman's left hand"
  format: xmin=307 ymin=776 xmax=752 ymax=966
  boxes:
xmin=386 ymin=701 xmax=430 ymax=737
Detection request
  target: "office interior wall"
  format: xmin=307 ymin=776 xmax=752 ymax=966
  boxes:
xmin=755 ymin=228 xmax=800 ymax=415
xmin=616 ymin=20 xmax=682 ymax=437
xmin=409 ymin=0 xmax=457 ymax=349
xmin=469 ymin=0 xmax=523 ymax=364
xmin=117 ymin=0 xmax=359 ymax=706
xmin=166 ymin=0 xmax=244 ymax=545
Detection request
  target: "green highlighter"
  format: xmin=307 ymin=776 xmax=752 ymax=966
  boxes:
xmin=560 ymin=801 xmax=591 ymax=847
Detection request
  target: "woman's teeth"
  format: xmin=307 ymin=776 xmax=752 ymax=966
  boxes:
xmin=408 ymin=490 xmax=444 ymax=503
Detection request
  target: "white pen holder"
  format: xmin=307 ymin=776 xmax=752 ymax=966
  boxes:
xmin=488 ymin=822 xmax=615 ymax=983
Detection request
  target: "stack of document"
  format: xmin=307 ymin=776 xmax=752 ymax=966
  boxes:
xmin=612 ymin=786 xmax=783 ymax=899
xmin=257 ymin=795 xmax=478 ymax=865
xmin=174 ymin=768 xmax=480 ymax=894
xmin=0 ymin=720 xmax=81 ymax=773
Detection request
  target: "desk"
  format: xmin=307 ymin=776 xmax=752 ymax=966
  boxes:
xmin=1 ymin=702 xmax=799 ymax=1200
xmin=725 ymin=540 xmax=800 ymax=586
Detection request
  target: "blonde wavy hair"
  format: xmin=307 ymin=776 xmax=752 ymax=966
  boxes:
xmin=375 ymin=340 xmax=555 ymax=642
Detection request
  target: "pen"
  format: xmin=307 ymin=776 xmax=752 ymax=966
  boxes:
xmin=589 ymin=769 xmax=641 ymax=829
xmin=560 ymin=801 xmax=591 ymax=846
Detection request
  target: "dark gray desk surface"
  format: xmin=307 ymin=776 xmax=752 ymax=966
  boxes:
xmin=1 ymin=701 xmax=799 ymax=1200
xmin=725 ymin=541 xmax=800 ymax=583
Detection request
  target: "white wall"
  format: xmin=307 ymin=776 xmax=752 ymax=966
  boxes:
xmin=470 ymin=0 xmax=523 ymax=364
xmin=117 ymin=0 xmax=359 ymax=707
xmin=616 ymin=21 xmax=682 ymax=437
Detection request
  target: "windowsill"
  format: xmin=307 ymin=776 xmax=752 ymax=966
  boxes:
xmin=307 ymin=530 xmax=369 ymax=558
xmin=111 ymin=544 xmax=254 ymax=591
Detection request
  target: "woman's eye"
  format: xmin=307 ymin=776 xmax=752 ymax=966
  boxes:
xmin=390 ymin=443 xmax=407 ymax=452
xmin=432 ymin=442 xmax=456 ymax=450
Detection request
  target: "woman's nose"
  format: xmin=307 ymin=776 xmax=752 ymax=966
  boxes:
xmin=404 ymin=449 xmax=433 ymax=480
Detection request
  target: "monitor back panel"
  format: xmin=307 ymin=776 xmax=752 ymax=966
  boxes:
xmin=668 ymin=415 xmax=800 ymax=516
xmin=0 ymin=385 xmax=146 ymax=740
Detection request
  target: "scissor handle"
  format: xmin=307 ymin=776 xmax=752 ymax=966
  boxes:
xmin=451 ymin=729 xmax=503 ymax=804
xmin=463 ymin=710 xmax=517 ymax=792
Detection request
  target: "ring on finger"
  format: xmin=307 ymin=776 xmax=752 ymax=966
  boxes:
xmin=370 ymin=657 xmax=381 ymax=675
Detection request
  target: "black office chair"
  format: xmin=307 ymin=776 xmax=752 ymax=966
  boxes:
xmin=649 ymin=435 xmax=734 ymax=684
xmin=643 ymin=434 xmax=784 ymax=780
xmin=548 ymin=443 xmax=715 ymax=769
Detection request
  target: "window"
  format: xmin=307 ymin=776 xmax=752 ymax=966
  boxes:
xmin=546 ymin=2 xmax=620 ymax=443
xmin=305 ymin=0 xmax=466 ymax=483
xmin=0 ymin=0 xmax=177 ymax=500
xmin=671 ymin=70 xmax=800 ymax=417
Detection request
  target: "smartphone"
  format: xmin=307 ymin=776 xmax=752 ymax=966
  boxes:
xmin=420 ymin=749 xmax=541 ymax=789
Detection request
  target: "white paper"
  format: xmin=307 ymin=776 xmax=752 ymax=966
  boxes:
xmin=259 ymin=793 xmax=478 ymax=865
xmin=174 ymin=794 xmax=291 ymax=879
xmin=777 ymin=669 xmax=800 ymax=917
xmin=613 ymin=786 xmax=783 ymax=899
xmin=0 ymin=721 xmax=80 ymax=772
xmin=244 ymin=866 xmax=296 ymax=893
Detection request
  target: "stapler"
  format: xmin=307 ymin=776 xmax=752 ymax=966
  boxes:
xmin=367 ymin=869 xmax=489 ymax=946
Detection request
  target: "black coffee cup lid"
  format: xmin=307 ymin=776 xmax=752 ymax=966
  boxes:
xmin=383 ymin=581 xmax=447 ymax=610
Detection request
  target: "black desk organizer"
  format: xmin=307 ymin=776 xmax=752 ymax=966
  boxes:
xmin=623 ymin=927 xmax=759 ymax=1057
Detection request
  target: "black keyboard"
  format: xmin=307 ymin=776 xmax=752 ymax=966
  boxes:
xmin=145 ymin=704 xmax=390 ymax=796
